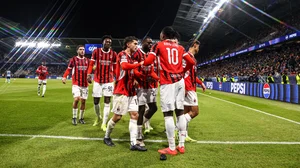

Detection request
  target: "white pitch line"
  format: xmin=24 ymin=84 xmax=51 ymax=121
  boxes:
xmin=198 ymin=92 xmax=300 ymax=125
xmin=1 ymin=133 xmax=300 ymax=145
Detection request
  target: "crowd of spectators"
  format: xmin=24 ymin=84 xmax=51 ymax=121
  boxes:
xmin=208 ymin=13 xmax=300 ymax=60
xmin=198 ymin=42 xmax=300 ymax=83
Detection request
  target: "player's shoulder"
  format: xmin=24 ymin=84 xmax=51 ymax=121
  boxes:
xmin=117 ymin=50 xmax=126 ymax=56
xmin=178 ymin=44 xmax=185 ymax=50
xmin=133 ymin=49 xmax=141 ymax=56
xmin=155 ymin=41 xmax=164 ymax=47
xmin=112 ymin=50 xmax=117 ymax=55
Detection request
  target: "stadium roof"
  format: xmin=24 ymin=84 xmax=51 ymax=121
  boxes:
xmin=172 ymin=0 xmax=300 ymax=61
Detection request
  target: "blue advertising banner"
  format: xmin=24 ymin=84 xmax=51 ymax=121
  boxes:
xmin=85 ymin=44 xmax=102 ymax=54
xmin=204 ymin=82 xmax=300 ymax=104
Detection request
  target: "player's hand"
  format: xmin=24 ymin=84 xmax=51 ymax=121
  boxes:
xmin=146 ymin=76 xmax=155 ymax=83
xmin=139 ymin=61 xmax=144 ymax=65
xmin=133 ymin=79 xmax=139 ymax=87
xmin=62 ymin=77 xmax=66 ymax=84
xmin=201 ymin=83 xmax=206 ymax=92
xmin=87 ymin=75 xmax=92 ymax=84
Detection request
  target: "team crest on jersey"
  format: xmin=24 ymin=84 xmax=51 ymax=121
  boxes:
xmin=194 ymin=99 xmax=196 ymax=103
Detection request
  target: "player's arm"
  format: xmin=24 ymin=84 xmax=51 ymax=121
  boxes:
xmin=62 ymin=59 xmax=73 ymax=84
xmin=121 ymin=62 xmax=143 ymax=70
xmin=112 ymin=51 xmax=118 ymax=78
xmin=87 ymin=60 xmax=95 ymax=75
xmin=149 ymin=66 xmax=159 ymax=81
xmin=183 ymin=53 xmax=196 ymax=71
xmin=36 ymin=67 xmax=41 ymax=74
xmin=87 ymin=50 xmax=96 ymax=80
xmin=62 ymin=68 xmax=72 ymax=84
xmin=196 ymin=77 xmax=206 ymax=92
xmin=144 ymin=43 xmax=158 ymax=66
xmin=134 ymin=68 xmax=145 ymax=78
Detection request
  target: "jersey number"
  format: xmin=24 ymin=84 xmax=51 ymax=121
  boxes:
xmin=166 ymin=48 xmax=178 ymax=65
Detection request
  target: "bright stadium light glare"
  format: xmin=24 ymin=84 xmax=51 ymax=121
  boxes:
xmin=203 ymin=17 xmax=209 ymax=23
xmin=15 ymin=38 xmax=61 ymax=48
xmin=37 ymin=42 xmax=50 ymax=48
xmin=15 ymin=41 xmax=24 ymax=47
xmin=51 ymin=43 xmax=61 ymax=47
xmin=27 ymin=42 xmax=37 ymax=48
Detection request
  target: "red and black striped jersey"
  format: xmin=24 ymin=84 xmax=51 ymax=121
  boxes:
xmin=64 ymin=56 xmax=90 ymax=87
xmin=114 ymin=51 xmax=140 ymax=96
xmin=36 ymin=65 xmax=48 ymax=80
xmin=88 ymin=48 xmax=117 ymax=83
xmin=183 ymin=52 xmax=198 ymax=91
xmin=133 ymin=48 xmax=158 ymax=89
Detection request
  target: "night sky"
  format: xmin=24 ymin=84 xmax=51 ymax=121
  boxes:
xmin=1 ymin=0 xmax=181 ymax=39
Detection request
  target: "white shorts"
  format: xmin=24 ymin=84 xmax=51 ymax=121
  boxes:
xmin=38 ymin=79 xmax=47 ymax=84
xmin=160 ymin=78 xmax=185 ymax=112
xmin=111 ymin=94 xmax=138 ymax=115
xmin=137 ymin=88 xmax=157 ymax=106
xmin=92 ymin=82 xmax=114 ymax=97
xmin=72 ymin=85 xmax=89 ymax=100
xmin=184 ymin=91 xmax=198 ymax=106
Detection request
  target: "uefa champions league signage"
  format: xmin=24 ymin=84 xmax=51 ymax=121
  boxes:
xmin=84 ymin=44 xmax=102 ymax=54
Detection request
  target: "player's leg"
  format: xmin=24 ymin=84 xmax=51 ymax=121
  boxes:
xmin=7 ymin=77 xmax=10 ymax=83
xmin=101 ymin=82 xmax=114 ymax=131
xmin=143 ymin=88 xmax=158 ymax=133
xmin=144 ymin=103 xmax=157 ymax=132
xmin=37 ymin=79 xmax=42 ymax=96
xmin=78 ymin=87 xmax=88 ymax=124
xmin=92 ymin=82 xmax=102 ymax=126
xmin=41 ymin=80 xmax=47 ymax=97
xmin=175 ymin=79 xmax=187 ymax=153
xmin=137 ymin=88 xmax=146 ymax=145
xmin=157 ymin=83 xmax=177 ymax=155
xmin=72 ymin=86 xmax=81 ymax=126
xmin=128 ymin=96 xmax=147 ymax=151
xmin=104 ymin=94 xmax=126 ymax=147
xmin=143 ymin=104 xmax=151 ymax=131
xmin=183 ymin=91 xmax=199 ymax=142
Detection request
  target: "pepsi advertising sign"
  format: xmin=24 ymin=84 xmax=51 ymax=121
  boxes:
xmin=231 ymin=83 xmax=246 ymax=95
xmin=263 ymin=83 xmax=271 ymax=99
xmin=85 ymin=44 xmax=102 ymax=54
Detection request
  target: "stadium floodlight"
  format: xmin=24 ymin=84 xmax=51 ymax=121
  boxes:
xmin=15 ymin=38 xmax=62 ymax=49
xmin=37 ymin=42 xmax=50 ymax=48
xmin=15 ymin=41 xmax=37 ymax=48
xmin=51 ymin=43 xmax=61 ymax=47
xmin=195 ymin=0 xmax=229 ymax=40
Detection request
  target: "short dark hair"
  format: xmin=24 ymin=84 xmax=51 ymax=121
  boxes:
xmin=175 ymin=31 xmax=181 ymax=41
xmin=161 ymin=26 xmax=178 ymax=39
xmin=188 ymin=40 xmax=200 ymax=48
xmin=142 ymin=36 xmax=152 ymax=43
xmin=123 ymin=36 xmax=138 ymax=50
xmin=76 ymin=45 xmax=84 ymax=51
xmin=101 ymin=35 xmax=112 ymax=43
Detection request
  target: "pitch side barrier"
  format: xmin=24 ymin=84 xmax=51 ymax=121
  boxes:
xmin=25 ymin=75 xmax=94 ymax=80
xmin=203 ymin=81 xmax=300 ymax=104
